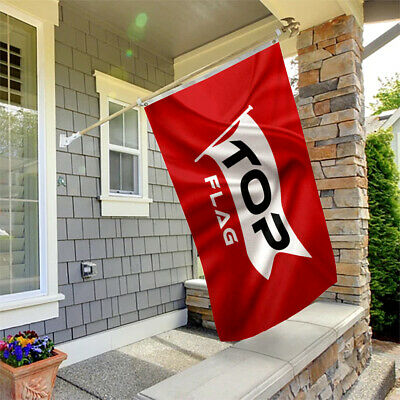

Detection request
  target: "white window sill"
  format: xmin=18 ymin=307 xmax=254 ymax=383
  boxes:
xmin=100 ymin=195 xmax=153 ymax=217
xmin=0 ymin=293 xmax=65 ymax=330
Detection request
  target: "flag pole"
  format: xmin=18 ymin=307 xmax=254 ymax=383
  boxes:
xmin=60 ymin=18 xmax=299 ymax=148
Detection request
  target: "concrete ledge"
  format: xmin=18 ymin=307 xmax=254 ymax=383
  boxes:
xmin=184 ymin=279 xmax=208 ymax=291
xmin=136 ymin=301 xmax=364 ymax=400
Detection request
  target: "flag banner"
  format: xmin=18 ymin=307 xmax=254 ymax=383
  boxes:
xmin=145 ymin=43 xmax=337 ymax=341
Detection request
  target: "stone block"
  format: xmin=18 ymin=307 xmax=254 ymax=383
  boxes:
xmin=299 ymin=78 xmax=338 ymax=98
xmin=338 ymin=73 xmax=361 ymax=90
xmin=321 ymin=109 xmax=358 ymax=125
xmin=326 ymin=220 xmax=360 ymax=235
xmin=298 ymin=103 xmax=315 ymax=120
xmin=314 ymin=100 xmax=330 ymax=116
xmin=314 ymin=15 xmax=356 ymax=43
xmin=340 ymin=249 xmax=364 ymax=263
xmin=299 ymin=60 xmax=323 ymax=74
xmin=331 ymin=93 xmax=359 ymax=112
xmin=323 ymin=164 xmax=358 ymax=178
xmin=320 ymin=52 xmax=356 ymax=81
xmin=317 ymin=38 xmax=336 ymax=49
xmin=303 ymin=124 xmax=338 ymax=142
xmin=299 ymin=49 xmax=332 ymax=66
xmin=320 ymin=197 xmax=333 ymax=208
xmin=339 ymin=120 xmax=362 ymax=137
xmin=334 ymin=188 xmax=365 ymax=209
xmin=316 ymin=176 xmax=367 ymax=190
xmin=298 ymin=44 xmax=317 ymax=55
xmin=336 ymin=263 xmax=361 ymax=276
xmin=308 ymin=144 xmax=336 ymax=161
xmin=323 ymin=208 xmax=364 ymax=220
xmin=301 ymin=116 xmax=321 ymax=129
xmin=336 ymin=38 xmax=361 ymax=57
xmin=299 ymin=70 xmax=319 ymax=88
xmin=337 ymin=141 xmax=364 ymax=158
xmin=297 ymin=29 xmax=313 ymax=49
xmin=313 ymin=85 xmax=356 ymax=102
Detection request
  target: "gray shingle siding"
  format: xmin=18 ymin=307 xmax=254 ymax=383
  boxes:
xmin=0 ymin=2 xmax=191 ymax=343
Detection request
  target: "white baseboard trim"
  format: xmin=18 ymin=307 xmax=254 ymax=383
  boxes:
xmin=58 ymin=309 xmax=188 ymax=368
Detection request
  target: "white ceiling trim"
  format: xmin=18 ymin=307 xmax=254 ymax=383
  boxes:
xmin=174 ymin=15 xmax=283 ymax=79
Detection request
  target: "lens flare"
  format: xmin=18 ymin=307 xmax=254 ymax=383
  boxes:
xmin=135 ymin=12 xmax=148 ymax=28
xmin=126 ymin=49 xmax=133 ymax=57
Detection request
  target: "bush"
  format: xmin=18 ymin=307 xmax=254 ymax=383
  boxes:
xmin=366 ymin=129 xmax=400 ymax=339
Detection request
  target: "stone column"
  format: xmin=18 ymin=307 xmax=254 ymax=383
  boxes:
xmin=296 ymin=15 xmax=370 ymax=310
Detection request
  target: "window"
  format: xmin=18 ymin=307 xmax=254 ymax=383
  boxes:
xmin=109 ymin=100 xmax=140 ymax=195
xmin=95 ymin=71 xmax=152 ymax=217
xmin=0 ymin=2 xmax=62 ymax=330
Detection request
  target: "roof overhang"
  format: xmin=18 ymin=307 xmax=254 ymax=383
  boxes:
xmin=175 ymin=0 xmax=364 ymax=78
xmin=364 ymin=0 xmax=400 ymax=23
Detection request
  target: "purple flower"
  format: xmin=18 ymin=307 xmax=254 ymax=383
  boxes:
xmin=32 ymin=346 xmax=42 ymax=354
xmin=23 ymin=344 xmax=32 ymax=356
xmin=3 ymin=349 xmax=9 ymax=359
xmin=14 ymin=345 xmax=23 ymax=362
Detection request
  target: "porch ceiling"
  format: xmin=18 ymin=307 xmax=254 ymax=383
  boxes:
xmin=62 ymin=0 xmax=272 ymax=59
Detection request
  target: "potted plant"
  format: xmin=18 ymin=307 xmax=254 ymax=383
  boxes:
xmin=0 ymin=330 xmax=67 ymax=399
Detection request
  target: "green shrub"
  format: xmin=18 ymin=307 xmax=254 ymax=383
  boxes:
xmin=366 ymin=129 xmax=400 ymax=338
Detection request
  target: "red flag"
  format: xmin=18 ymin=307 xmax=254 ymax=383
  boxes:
xmin=145 ymin=43 xmax=336 ymax=341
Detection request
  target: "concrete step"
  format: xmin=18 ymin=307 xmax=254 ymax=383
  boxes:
xmin=344 ymin=354 xmax=395 ymax=400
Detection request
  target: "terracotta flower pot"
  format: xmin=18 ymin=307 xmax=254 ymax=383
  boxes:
xmin=0 ymin=348 xmax=67 ymax=400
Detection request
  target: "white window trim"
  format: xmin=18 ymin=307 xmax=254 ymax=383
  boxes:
xmin=0 ymin=0 xmax=63 ymax=330
xmin=94 ymin=70 xmax=153 ymax=217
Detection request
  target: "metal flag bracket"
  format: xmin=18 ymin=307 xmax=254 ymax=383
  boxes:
xmin=281 ymin=17 xmax=300 ymax=37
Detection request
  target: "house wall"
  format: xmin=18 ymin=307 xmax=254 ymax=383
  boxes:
xmin=0 ymin=1 xmax=194 ymax=343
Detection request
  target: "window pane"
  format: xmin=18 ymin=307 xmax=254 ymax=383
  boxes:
xmin=109 ymin=151 xmax=139 ymax=194
xmin=121 ymin=153 xmax=139 ymax=194
xmin=109 ymin=102 xmax=123 ymax=146
xmin=125 ymin=108 xmax=139 ymax=149
xmin=0 ymin=201 xmax=39 ymax=295
xmin=109 ymin=150 xmax=120 ymax=191
xmin=0 ymin=12 xmax=40 ymax=297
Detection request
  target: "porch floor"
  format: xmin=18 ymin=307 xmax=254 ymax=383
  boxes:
xmin=53 ymin=325 xmax=229 ymax=400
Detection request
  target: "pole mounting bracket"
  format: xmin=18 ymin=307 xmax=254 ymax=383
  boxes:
xmin=281 ymin=17 xmax=300 ymax=37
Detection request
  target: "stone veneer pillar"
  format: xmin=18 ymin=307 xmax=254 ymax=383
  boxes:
xmin=296 ymin=15 xmax=370 ymax=311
